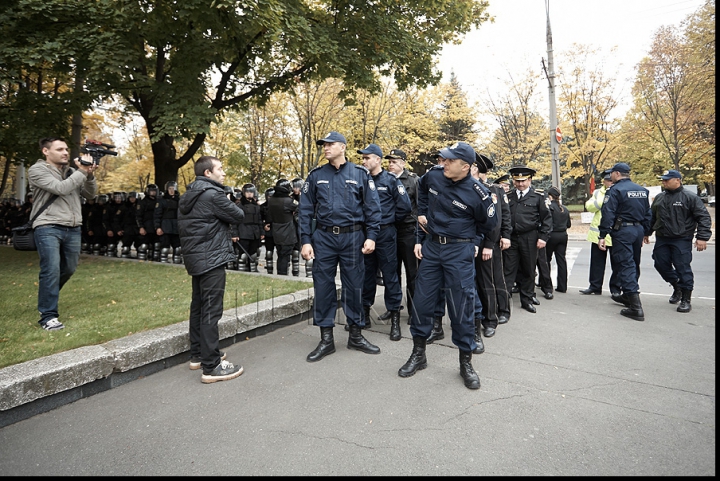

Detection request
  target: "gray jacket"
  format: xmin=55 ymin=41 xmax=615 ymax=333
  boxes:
xmin=28 ymin=159 xmax=98 ymax=228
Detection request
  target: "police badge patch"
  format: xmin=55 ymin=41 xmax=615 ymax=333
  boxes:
xmin=303 ymin=182 xmax=309 ymax=193
xmin=398 ymin=185 xmax=406 ymax=195
xmin=491 ymin=193 xmax=498 ymax=204
xmin=369 ymin=179 xmax=376 ymax=190
xmin=487 ymin=204 xmax=496 ymax=217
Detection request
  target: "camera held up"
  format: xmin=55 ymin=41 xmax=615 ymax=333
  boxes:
xmin=79 ymin=139 xmax=118 ymax=165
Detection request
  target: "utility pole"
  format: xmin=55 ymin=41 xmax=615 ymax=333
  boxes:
xmin=544 ymin=0 xmax=561 ymax=190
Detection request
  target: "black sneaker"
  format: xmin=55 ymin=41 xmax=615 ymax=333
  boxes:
xmin=40 ymin=318 xmax=65 ymax=331
xmin=189 ymin=351 xmax=226 ymax=370
xmin=201 ymin=359 xmax=244 ymax=384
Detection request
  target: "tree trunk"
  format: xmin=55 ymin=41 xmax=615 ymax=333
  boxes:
xmin=151 ymin=135 xmax=180 ymax=190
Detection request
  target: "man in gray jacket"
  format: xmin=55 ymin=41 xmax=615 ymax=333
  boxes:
xmin=28 ymin=138 xmax=98 ymax=331
xmin=178 ymin=155 xmax=246 ymax=383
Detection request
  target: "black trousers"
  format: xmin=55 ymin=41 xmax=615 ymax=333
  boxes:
xmin=276 ymin=244 xmax=294 ymax=275
xmin=503 ymin=231 xmax=538 ymax=308
xmin=395 ymin=225 xmax=418 ymax=315
xmin=475 ymin=242 xmax=508 ymax=328
xmin=189 ymin=265 xmax=226 ymax=374
xmin=588 ymin=242 xmax=621 ymax=294
xmin=534 ymin=246 xmax=553 ymax=294
xmin=546 ymin=231 xmax=568 ymax=292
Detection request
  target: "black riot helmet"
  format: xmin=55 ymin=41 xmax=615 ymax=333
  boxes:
xmin=112 ymin=191 xmax=126 ymax=203
xmin=274 ymin=178 xmax=291 ymax=195
xmin=97 ymin=194 xmax=109 ymax=205
xmin=128 ymin=191 xmax=138 ymax=200
xmin=291 ymin=177 xmax=304 ymax=192
xmin=223 ymin=185 xmax=236 ymax=202
xmin=242 ymin=183 xmax=258 ymax=199
xmin=164 ymin=181 xmax=178 ymax=193
xmin=264 ymin=188 xmax=274 ymax=200
xmin=146 ymin=184 xmax=158 ymax=198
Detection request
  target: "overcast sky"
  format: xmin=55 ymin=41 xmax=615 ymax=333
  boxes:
xmin=436 ymin=0 xmax=707 ymax=116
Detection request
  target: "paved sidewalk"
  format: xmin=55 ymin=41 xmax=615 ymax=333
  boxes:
xmin=0 ymin=241 xmax=714 ymax=475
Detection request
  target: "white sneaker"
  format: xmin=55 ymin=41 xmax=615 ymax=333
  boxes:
xmin=42 ymin=318 xmax=65 ymax=331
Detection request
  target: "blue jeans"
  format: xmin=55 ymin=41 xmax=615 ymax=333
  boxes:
xmin=34 ymin=225 xmax=82 ymax=323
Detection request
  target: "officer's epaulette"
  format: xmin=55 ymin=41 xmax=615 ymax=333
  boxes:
xmin=408 ymin=171 xmax=418 ymax=178
xmin=430 ymin=165 xmax=444 ymax=171
xmin=472 ymin=181 xmax=490 ymax=200
xmin=308 ymin=164 xmax=324 ymax=174
xmin=534 ymin=188 xmax=545 ymax=194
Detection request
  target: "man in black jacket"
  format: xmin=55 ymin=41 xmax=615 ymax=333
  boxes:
xmin=644 ymin=170 xmax=712 ymax=313
xmin=178 ymin=156 xmax=245 ymax=383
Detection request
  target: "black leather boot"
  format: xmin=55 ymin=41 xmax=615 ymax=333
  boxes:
xmin=677 ymin=290 xmax=692 ymax=313
xmin=347 ymin=325 xmax=381 ymax=354
xmin=669 ymin=283 xmax=682 ymax=304
xmin=459 ymin=350 xmax=480 ymax=389
xmin=620 ymin=292 xmax=645 ymax=321
xmin=426 ymin=316 xmax=444 ymax=344
xmin=612 ymin=292 xmax=631 ymax=307
xmin=306 ymin=326 xmax=336 ymax=362
xmin=473 ymin=319 xmax=485 ymax=354
xmin=389 ymin=310 xmax=401 ymax=341
xmin=398 ymin=336 xmax=427 ymax=377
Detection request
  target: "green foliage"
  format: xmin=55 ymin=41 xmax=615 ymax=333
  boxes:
xmin=0 ymin=247 xmax=310 ymax=369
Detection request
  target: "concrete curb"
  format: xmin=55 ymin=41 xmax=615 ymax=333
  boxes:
xmin=0 ymin=287 xmax=322 ymax=428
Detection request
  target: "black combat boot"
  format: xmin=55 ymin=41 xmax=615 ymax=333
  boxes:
xmin=677 ymin=290 xmax=692 ymax=313
xmin=620 ymin=292 xmax=645 ymax=321
xmin=306 ymin=326 xmax=336 ymax=362
xmin=389 ymin=310 xmax=401 ymax=341
xmin=398 ymin=336 xmax=427 ymax=377
xmin=611 ymin=292 xmax=629 ymax=306
xmin=473 ymin=319 xmax=485 ymax=354
xmin=668 ymin=283 xmax=682 ymax=304
xmin=426 ymin=316 xmax=444 ymax=344
xmin=347 ymin=325 xmax=381 ymax=355
xmin=459 ymin=350 xmax=480 ymax=390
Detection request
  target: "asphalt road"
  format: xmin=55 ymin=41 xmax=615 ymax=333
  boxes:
xmin=0 ymin=241 xmax=714 ymax=476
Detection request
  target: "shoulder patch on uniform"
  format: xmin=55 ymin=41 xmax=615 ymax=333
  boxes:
xmin=491 ymin=193 xmax=498 ymax=204
xmin=368 ymin=179 xmax=376 ymax=191
xmin=398 ymin=185 xmax=406 ymax=196
xmin=488 ymin=204 xmax=496 ymax=217
xmin=544 ymin=197 xmax=551 ymax=208
xmin=303 ymin=182 xmax=309 ymax=193
xmin=503 ymin=194 xmax=509 ymax=204
xmin=155 ymin=202 xmax=160 ymax=208
xmin=472 ymin=182 xmax=490 ymax=201
xmin=354 ymin=164 xmax=370 ymax=174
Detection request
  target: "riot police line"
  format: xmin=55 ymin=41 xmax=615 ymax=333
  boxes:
xmin=2 ymin=179 xmax=314 ymax=278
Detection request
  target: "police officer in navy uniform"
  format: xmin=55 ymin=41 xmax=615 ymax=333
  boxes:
xmin=545 ymin=186 xmax=572 ymax=293
xmin=598 ymin=162 xmax=652 ymax=321
xmin=136 ymin=183 xmax=159 ymax=260
xmin=398 ymin=142 xmax=498 ymax=390
xmin=357 ymin=143 xmax=411 ymax=340
xmin=381 ymin=148 xmax=419 ymax=325
xmin=472 ymin=153 xmax=512 ymax=338
xmin=503 ymin=165 xmax=552 ymax=315
xmin=298 ymin=131 xmax=383 ymax=362
xmin=644 ymin=169 xmax=711 ymax=313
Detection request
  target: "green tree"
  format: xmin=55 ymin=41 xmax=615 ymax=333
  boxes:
xmin=1 ymin=0 xmax=492 ymax=189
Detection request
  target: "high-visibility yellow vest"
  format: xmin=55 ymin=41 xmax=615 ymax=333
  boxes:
xmin=585 ymin=186 xmax=612 ymax=246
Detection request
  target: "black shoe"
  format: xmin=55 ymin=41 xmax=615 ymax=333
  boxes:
xmin=426 ymin=317 xmax=445 ymax=344
xmin=307 ymin=327 xmax=336 ymax=362
xmin=498 ymin=315 xmax=509 ymax=325
xmin=347 ymin=325 xmax=381 ymax=354
xmin=521 ymin=303 xmax=536 ymax=313
xmin=579 ymin=288 xmax=602 ymax=295
xmin=361 ymin=305 xmax=371 ymax=330
xmin=531 ymin=296 xmax=540 ymax=305
xmin=511 ymin=285 xmax=519 ymax=293
xmin=378 ymin=310 xmax=392 ymax=321
xmin=459 ymin=351 xmax=480 ymax=390
xmin=544 ymin=292 xmax=554 ymax=300
xmin=473 ymin=319 xmax=484 ymax=354
xmin=483 ymin=327 xmax=496 ymax=338
xmin=620 ymin=293 xmax=645 ymax=321
xmin=389 ymin=310 xmax=402 ymax=341
xmin=556 ymin=288 xmax=567 ymax=293
xmin=398 ymin=336 xmax=428 ymax=378
xmin=669 ymin=283 xmax=682 ymax=304
xmin=611 ymin=293 xmax=630 ymax=307
xmin=677 ymin=289 xmax=692 ymax=313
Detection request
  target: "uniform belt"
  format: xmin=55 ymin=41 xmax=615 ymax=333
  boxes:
xmin=318 ymin=223 xmax=364 ymax=234
xmin=431 ymin=235 xmax=473 ymax=244
xmin=621 ymin=222 xmax=641 ymax=226
xmin=380 ymin=223 xmax=394 ymax=230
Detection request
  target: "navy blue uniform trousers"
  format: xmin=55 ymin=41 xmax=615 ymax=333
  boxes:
xmin=410 ymin=240 xmax=478 ymax=352
xmin=609 ymin=225 xmax=644 ymax=294
xmin=311 ymin=229 xmax=366 ymax=328
xmin=652 ymin=235 xmax=694 ymax=290
xmin=363 ymin=225 xmax=402 ymax=310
